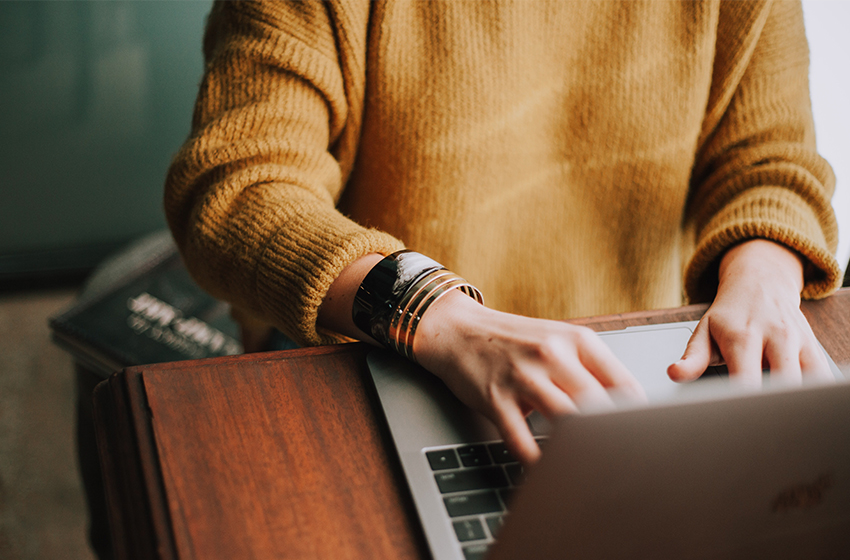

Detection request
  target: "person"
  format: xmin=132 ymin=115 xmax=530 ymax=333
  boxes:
xmin=164 ymin=0 xmax=842 ymax=465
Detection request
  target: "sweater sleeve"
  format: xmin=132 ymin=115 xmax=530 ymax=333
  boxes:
xmin=164 ymin=1 xmax=403 ymax=346
xmin=684 ymin=0 xmax=841 ymax=302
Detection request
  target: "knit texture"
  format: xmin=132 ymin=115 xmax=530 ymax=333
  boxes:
xmin=165 ymin=0 xmax=841 ymax=346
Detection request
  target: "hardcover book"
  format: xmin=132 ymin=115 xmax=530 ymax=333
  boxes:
xmin=50 ymin=232 xmax=243 ymax=377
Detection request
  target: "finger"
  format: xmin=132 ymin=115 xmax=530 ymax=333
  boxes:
xmin=799 ymin=342 xmax=835 ymax=382
xmin=518 ymin=374 xmax=579 ymax=419
xmin=763 ymin=336 xmax=802 ymax=386
xmin=573 ymin=330 xmax=646 ymax=401
xmin=552 ymin=362 xmax=616 ymax=412
xmin=491 ymin=396 xmax=541 ymax=466
xmin=721 ymin=332 xmax=764 ymax=388
xmin=792 ymin=314 xmax=834 ymax=382
xmin=539 ymin=342 xmax=617 ymax=411
xmin=668 ymin=318 xmax=712 ymax=382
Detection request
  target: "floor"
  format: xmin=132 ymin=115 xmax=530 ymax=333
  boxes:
xmin=0 ymin=288 xmax=95 ymax=560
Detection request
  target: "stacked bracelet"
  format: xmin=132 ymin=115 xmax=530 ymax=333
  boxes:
xmin=352 ymin=251 xmax=483 ymax=362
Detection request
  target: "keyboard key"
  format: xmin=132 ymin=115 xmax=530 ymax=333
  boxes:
xmin=498 ymin=488 xmax=515 ymax=508
xmin=426 ymin=449 xmax=460 ymax=470
xmin=453 ymin=518 xmax=486 ymax=542
xmin=444 ymin=491 xmax=503 ymax=517
xmin=485 ymin=515 xmax=504 ymax=538
xmin=435 ymin=467 xmax=509 ymax=494
xmin=504 ymin=463 xmax=525 ymax=486
xmin=457 ymin=444 xmax=492 ymax=467
xmin=487 ymin=442 xmax=516 ymax=464
xmin=463 ymin=544 xmax=490 ymax=560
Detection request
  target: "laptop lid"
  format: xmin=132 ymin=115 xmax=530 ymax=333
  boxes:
xmin=490 ymin=379 xmax=850 ymax=560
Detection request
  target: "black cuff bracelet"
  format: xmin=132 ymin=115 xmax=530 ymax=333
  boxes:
xmin=352 ymin=251 xmax=483 ymax=359
xmin=352 ymin=251 xmax=443 ymax=347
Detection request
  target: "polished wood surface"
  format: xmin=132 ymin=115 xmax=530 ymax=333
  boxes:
xmin=94 ymin=289 xmax=850 ymax=560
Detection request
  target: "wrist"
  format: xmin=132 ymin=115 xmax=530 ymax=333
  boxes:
xmin=317 ymin=253 xmax=385 ymax=343
xmin=718 ymin=239 xmax=804 ymax=296
xmin=412 ymin=288 xmax=492 ymax=361
xmin=350 ymin=251 xmax=484 ymax=360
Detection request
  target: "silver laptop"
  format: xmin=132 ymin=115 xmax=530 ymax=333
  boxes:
xmin=366 ymin=320 xmax=849 ymax=560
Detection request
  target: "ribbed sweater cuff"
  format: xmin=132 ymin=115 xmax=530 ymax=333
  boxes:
xmin=685 ymin=186 xmax=842 ymax=302
xmin=252 ymin=204 xmax=404 ymax=347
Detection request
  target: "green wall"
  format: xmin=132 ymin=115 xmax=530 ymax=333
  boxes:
xmin=0 ymin=1 xmax=210 ymax=278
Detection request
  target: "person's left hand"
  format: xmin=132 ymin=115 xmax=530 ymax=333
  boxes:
xmin=667 ymin=238 xmax=833 ymax=386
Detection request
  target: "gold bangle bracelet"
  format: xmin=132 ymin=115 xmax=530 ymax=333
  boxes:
xmin=400 ymin=280 xmax=462 ymax=360
xmin=393 ymin=270 xmax=474 ymax=355
xmin=388 ymin=270 xmax=454 ymax=354
xmin=397 ymin=274 xmax=483 ymax=362
xmin=396 ymin=275 xmax=467 ymax=357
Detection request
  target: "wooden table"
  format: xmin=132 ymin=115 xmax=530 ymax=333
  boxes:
xmin=94 ymin=289 xmax=850 ymax=560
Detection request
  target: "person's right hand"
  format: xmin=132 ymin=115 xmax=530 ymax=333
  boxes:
xmin=317 ymin=253 xmax=646 ymax=466
xmin=413 ymin=289 xmax=647 ymax=465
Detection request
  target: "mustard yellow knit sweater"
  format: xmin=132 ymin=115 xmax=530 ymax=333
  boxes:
xmin=165 ymin=0 xmax=841 ymax=347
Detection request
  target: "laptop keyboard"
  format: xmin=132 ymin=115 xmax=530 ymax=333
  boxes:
xmin=425 ymin=438 xmax=547 ymax=560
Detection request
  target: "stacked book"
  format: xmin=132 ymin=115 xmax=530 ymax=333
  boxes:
xmin=50 ymin=231 xmax=243 ymax=377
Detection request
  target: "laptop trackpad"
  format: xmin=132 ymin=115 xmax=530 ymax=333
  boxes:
xmin=527 ymin=324 xmax=699 ymax=435
xmin=598 ymin=324 xmax=697 ymax=402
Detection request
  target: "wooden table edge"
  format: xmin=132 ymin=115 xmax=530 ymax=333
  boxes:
xmin=94 ymin=367 xmax=180 ymax=560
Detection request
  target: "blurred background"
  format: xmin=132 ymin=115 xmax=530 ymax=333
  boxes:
xmin=0 ymin=2 xmax=209 ymax=559
xmin=0 ymin=0 xmax=209 ymax=287
xmin=0 ymin=1 xmax=847 ymax=559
